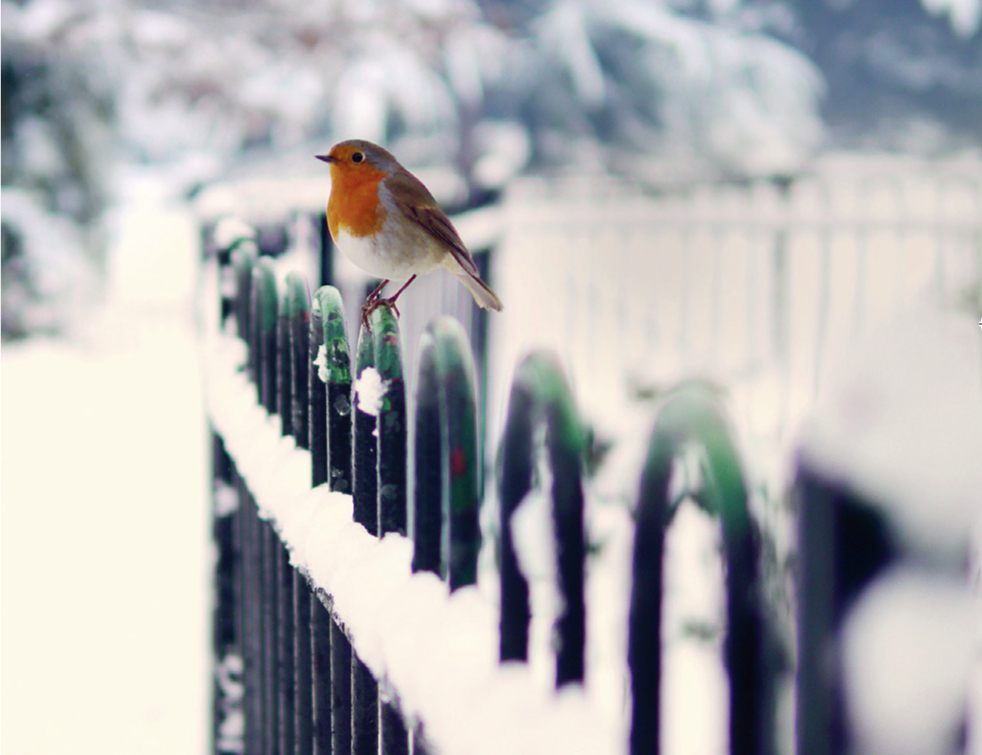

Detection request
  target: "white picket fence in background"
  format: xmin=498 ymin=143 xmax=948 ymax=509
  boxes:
xmin=490 ymin=151 xmax=982 ymax=476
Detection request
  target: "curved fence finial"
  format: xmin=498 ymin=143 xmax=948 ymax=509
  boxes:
xmin=629 ymin=383 xmax=771 ymax=755
xmin=313 ymin=286 xmax=352 ymax=493
xmin=231 ymin=243 xmax=257 ymax=345
xmin=412 ymin=316 xmax=481 ymax=590
xmin=285 ymin=273 xmax=310 ymax=450
xmin=251 ymin=257 xmax=278 ymax=413
xmin=352 ymin=307 xmax=407 ymax=536
xmin=372 ymin=306 xmax=407 ymax=538
xmin=498 ymin=350 xmax=586 ymax=688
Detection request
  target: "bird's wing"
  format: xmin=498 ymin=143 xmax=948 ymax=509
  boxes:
xmin=388 ymin=172 xmax=482 ymax=278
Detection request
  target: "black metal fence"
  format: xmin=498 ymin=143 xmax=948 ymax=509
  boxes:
xmin=205 ymin=220 xmax=978 ymax=755
xmin=206 ymin=225 xmax=778 ymax=755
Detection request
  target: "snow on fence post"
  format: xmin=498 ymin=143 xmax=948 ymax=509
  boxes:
xmin=497 ymin=351 xmax=586 ymax=687
xmin=628 ymin=384 xmax=774 ymax=755
xmin=412 ymin=316 xmax=481 ymax=589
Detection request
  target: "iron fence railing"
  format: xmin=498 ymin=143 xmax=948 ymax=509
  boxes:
xmin=204 ymin=234 xmax=782 ymax=754
xmin=201 ymin=157 xmax=980 ymax=755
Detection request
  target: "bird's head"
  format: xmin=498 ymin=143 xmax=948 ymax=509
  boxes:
xmin=316 ymin=140 xmax=399 ymax=182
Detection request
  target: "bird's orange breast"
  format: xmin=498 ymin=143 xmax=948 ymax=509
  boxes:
xmin=327 ymin=164 xmax=388 ymax=241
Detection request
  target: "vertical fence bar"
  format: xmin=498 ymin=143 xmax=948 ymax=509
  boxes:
xmin=274 ymin=284 xmax=297 ymax=755
xmin=253 ymin=259 xmax=279 ymax=414
xmin=241 ymin=255 xmax=270 ymax=753
xmin=282 ymin=275 xmax=314 ymax=755
xmin=212 ymin=434 xmax=243 ymax=754
xmin=310 ymin=295 xmax=328 ymax=488
xmin=252 ymin=259 xmax=280 ymax=754
xmin=242 ymin=486 xmax=264 ymax=755
xmin=212 ymin=225 xmax=243 ymax=755
xmin=318 ymin=212 xmax=333 ymax=288
xmin=295 ymin=577 xmax=313 ymax=755
xmin=627 ymin=440 xmax=665 ymax=755
xmin=279 ymin=293 xmax=294 ymax=440
xmin=318 ymin=287 xmax=353 ymax=495
xmin=263 ymin=519 xmax=280 ymax=753
xmin=288 ymin=274 xmax=311 ymax=451
xmin=329 ymin=615 xmax=351 ymax=755
xmin=628 ymin=384 xmax=772 ymax=755
xmin=795 ymin=468 xmax=896 ymax=755
xmin=497 ymin=351 xmax=586 ymax=686
xmin=310 ymin=596 xmax=333 ymax=755
xmin=794 ymin=469 xmax=839 ymax=755
xmin=380 ymin=699 xmax=409 ymax=755
xmin=314 ymin=287 xmax=354 ymax=755
xmin=303 ymin=295 xmax=326 ymax=755
xmin=351 ymin=315 xmax=381 ymax=755
xmin=277 ymin=540 xmax=295 ymax=755
xmin=353 ymin=321 xmax=379 ymax=535
xmin=498 ymin=380 xmax=533 ymax=663
xmin=373 ymin=307 xmax=407 ymax=537
xmin=412 ymin=348 xmax=442 ymax=579
xmin=236 ymin=249 xmax=258 ymax=751
xmin=369 ymin=306 xmax=410 ymax=754
xmin=352 ymin=656 xmax=379 ymax=755
xmin=412 ymin=316 xmax=480 ymax=588
xmin=232 ymin=246 xmax=257 ymax=344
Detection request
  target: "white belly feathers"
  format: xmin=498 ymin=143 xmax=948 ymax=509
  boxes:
xmin=334 ymin=215 xmax=443 ymax=283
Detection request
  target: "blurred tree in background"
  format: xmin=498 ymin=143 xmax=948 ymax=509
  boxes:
xmin=2 ymin=14 xmax=113 ymax=340
xmin=2 ymin=0 xmax=979 ymax=339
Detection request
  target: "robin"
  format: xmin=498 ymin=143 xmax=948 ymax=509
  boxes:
xmin=316 ymin=139 xmax=503 ymax=327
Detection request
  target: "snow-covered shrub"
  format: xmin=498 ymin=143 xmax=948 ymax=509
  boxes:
xmin=1 ymin=26 xmax=112 ymax=340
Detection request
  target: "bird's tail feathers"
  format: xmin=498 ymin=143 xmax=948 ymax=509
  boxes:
xmin=456 ymin=269 xmax=503 ymax=311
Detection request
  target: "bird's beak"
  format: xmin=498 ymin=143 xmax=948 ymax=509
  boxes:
xmin=316 ymin=154 xmax=336 ymax=164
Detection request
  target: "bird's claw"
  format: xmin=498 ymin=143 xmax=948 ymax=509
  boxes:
xmin=360 ymin=297 xmax=401 ymax=331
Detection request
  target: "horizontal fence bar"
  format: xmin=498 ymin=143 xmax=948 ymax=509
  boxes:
xmin=504 ymin=217 xmax=982 ymax=231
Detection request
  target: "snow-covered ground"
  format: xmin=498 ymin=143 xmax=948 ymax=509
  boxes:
xmin=2 ymin=176 xmax=210 ymax=755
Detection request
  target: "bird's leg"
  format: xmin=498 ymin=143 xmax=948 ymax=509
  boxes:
xmin=379 ymin=275 xmax=417 ymax=315
xmin=365 ymin=279 xmax=388 ymax=304
xmin=361 ymin=275 xmax=417 ymax=329
xmin=361 ymin=279 xmax=389 ymax=329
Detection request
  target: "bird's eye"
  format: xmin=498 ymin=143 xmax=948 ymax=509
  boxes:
xmin=351 ymin=152 xmax=364 ymax=163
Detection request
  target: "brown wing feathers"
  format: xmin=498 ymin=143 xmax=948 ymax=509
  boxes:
xmin=389 ymin=172 xmax=482 ymax=277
